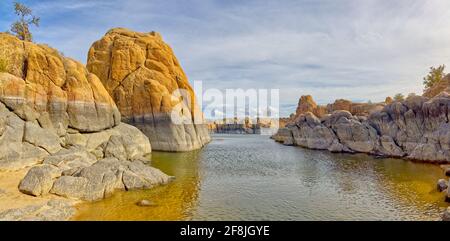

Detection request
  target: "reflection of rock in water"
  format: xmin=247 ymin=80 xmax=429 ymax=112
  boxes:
xmin=317 ymin=151 xmax=446 ymax=220
xmin=73 ymin=151 xmax=202 ymax=220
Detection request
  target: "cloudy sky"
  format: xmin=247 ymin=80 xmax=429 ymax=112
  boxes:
xmin=1 ymin=0 xmax=450 ymax=117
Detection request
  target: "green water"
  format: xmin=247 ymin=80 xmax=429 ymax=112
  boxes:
xmin=74 ymin=134 xmax=448 ymax=221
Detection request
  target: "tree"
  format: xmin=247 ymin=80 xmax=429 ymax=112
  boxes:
xmin=394 ymin=93 xmax=404 ymax=102
xmin=407 ymin=93 xmax=417 ymax=99
xmin=10 ymin=2 xmax=40 ymax=42
xmin=423 ymin=65 xmax=445 ymax=90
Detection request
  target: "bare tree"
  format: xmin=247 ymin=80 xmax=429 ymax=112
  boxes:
xmin=10 ymin=2 xmax=40 ymax=42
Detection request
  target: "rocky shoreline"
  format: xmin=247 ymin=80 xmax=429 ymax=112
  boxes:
xmin=87 ymin=28 xmax=211 ymax=152
xmin=0 ymin=29 xmax=205 ymax=220
xmin=272 ymin=92 xmax=450 ymax=163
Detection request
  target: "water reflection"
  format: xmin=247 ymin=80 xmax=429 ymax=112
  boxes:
xmin=74 ymin=135 xmax=447 ymax=221
xmin=73 ymin=151 xmax=202 ymax=221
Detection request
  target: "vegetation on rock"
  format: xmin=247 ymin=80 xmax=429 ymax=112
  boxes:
xmin=393 ymin=93 xmax=405 ymax=101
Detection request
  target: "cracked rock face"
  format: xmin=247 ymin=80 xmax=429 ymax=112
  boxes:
xmin=0 ymin=33 xmax=121 ymax=133
xmin=87 ymin=28 xmax=211 ymax=151
xmin=273 ymin=93 xmax=450 ymax=163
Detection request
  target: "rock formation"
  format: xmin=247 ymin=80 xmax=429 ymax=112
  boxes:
xmin=291 ymin=95 xmax=385 ymax=120
xmin=273 ymin=92 xmax=450 ymax=163
xmin=0 ymin=33 xmax=171 ymax=218
xmin=87 ymin=28 xmax=210 ymax=151
xmin=208 ymin=118 xmax=261 ymax=134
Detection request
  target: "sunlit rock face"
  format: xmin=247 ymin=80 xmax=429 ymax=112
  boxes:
xmin=292 ymin=95 xmax=384 ymax=120
xmin=87 ymin=28 xmax=210 ymax=152
xmin=273 ymin=93 xmax=450 ymax=163
xmin=0 ymin=34 xmax=171 ymax=214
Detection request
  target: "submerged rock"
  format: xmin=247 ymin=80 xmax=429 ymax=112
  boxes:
xmin=87 ymin=28 xmax=211 ymax=151
xmin=445 ymin=168 xmax=450 ymax=177
xmin=19 ymin=164 xmax=61 ymax=196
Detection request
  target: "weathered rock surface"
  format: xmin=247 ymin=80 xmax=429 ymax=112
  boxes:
xmin=0 ymin=199 xmax=75 ymax=221
xmin=136 ymin=199 xmax=156 ymax=207
xmin=273 ymin=93 xmax=450 ymax=163
xmin=87 ymin=28 xmax=211 ymax=151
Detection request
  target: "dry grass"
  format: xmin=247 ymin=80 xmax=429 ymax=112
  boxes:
xmin=0 ymin=57 xmax=8 ymax=72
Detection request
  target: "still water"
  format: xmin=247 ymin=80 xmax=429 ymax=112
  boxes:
xmin=74 ymin=134 xmax=448 ymax=221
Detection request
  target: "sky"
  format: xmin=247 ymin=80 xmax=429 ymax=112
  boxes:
xmin=1 ymin=0 xmax=450 ymax=117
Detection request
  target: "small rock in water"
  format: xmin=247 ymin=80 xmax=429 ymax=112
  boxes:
xmin=437 ymin=179 xmax=448 ymax=192
xmin=136 ymin=200 xmax=156 ymax=207
xmin=445 ymin=168 xmax=450 ymax=177
xmin=442 ymin=207 xmax=450 ymax=221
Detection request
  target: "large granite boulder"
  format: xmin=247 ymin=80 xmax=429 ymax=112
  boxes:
xmin=0 ymin=33 xmax=120 ymax=133
xmin=50 ymin=158 xmax=172 ymax=201
xmin=87 ymin=28 xmax=211 ymax=151
xmin=0 ymin=34 xmax=171 ymax=220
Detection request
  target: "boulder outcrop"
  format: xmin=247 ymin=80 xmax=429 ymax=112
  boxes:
xmin=424 ymin=74 xmax=450 ymax=98
xmin=0 ymin=34 xmax=171 ymax=219
xmin=87 ymin=28 xmax=210 ymax=151
xmin=273 ymin=93 xmax=450 ymax=163
xmin=292 ymin=95 xmax=385 ymax=120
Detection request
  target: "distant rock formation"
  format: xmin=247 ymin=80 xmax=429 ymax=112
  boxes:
xmin=273 ymin=93 xmax=450 ymax=163
xmin=87 ymin=28 xmax=210 ymax=151
xmin=0 ymin=33 xmax=171 ymax=217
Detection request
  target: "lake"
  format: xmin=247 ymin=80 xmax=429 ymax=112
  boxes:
xmin=74 ymin=134 xmax=447 ymax=221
